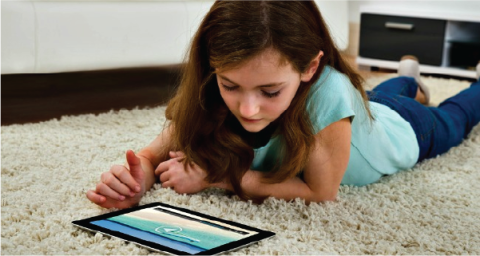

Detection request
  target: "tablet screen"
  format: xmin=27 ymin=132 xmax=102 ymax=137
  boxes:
xmin=73 ymin=202 xmax=274 ymax=255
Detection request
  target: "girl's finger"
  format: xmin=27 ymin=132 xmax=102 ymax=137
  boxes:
xmin=86 ymin=190 xmax=106 ymax=204
xmin=101 ymin=172 xmax=135 ymax=197
xmin=155 ymin=160 xmax=169 ymax=176
xmin=96 ymin=183 xmax=126 ymax=201
xmin=169 ymin=151 xmax=186 ymax=159
xmin=159 ymin=170 xmax=171 ymax=183
xmin=161 ymin=180 xmax=174 ymax=190
xmin=155 ymin=158 xmax=179 ymax=176
xmin=111 ymin=167 xmax=140 ymax=194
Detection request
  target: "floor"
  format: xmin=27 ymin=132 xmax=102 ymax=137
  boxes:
xmin=1 ymin=55 xmax=387 ymax=126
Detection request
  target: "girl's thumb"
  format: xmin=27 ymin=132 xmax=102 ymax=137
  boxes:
xmin=126 ymin=150 xmax=143 ymax=178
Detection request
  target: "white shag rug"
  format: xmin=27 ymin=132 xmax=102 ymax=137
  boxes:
xmin=2 ymin=74 xmax=479 ymax=255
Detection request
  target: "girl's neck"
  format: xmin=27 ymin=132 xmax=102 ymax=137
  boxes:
xmin=233 ymin=118 xmax=280 ymax=149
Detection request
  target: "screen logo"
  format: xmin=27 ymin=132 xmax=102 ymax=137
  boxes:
xmin=155 ymin=226 xmax=200 ymax=243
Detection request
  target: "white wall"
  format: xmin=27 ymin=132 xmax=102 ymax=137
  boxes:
xmin=349 ymin=0 xmax=480 ymax=23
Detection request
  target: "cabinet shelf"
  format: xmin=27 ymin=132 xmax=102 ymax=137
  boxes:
xmin=446 ymin=39 xmax=480 ymax=46
xmin=356 ymin=57 xmax=477 ymax=79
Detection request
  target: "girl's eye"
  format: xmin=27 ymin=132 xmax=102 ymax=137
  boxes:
xmin=262 ymin=90 xmax=281 ymax=98
xmin=222 ymin=84 xmax=237 ymax=91
xmin=222 ymin=83 xmax=280 ymax=98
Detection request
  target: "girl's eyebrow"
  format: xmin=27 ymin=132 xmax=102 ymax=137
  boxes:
xmin=218 ymin=74 xmax=284 ymax=88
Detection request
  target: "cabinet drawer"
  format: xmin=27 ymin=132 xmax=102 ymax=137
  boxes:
xmin=359 ymin=14 xmax=446 ymax=65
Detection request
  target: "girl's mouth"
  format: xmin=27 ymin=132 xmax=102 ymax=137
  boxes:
xmin=241 ymin=117 xmax=262 ymax=123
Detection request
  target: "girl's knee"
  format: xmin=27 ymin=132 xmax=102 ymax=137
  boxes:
xmin=374 ymin=76 xmax=418 ymax=98
xmin=395 ymin=76 xmax=416 ymax=85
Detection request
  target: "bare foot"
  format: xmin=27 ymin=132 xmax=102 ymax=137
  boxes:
xmin=414 ymin=87 xmax=428 ymax=105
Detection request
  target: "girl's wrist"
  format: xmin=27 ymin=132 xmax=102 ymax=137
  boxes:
xmin=207 ymin=171 xmax=264 ymax=196
xmin=210 ymin=179 xmax=234 ymax=192
xmin=242 ymin=170 xmax=271 ymax=199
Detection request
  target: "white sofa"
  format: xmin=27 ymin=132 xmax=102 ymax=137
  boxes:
xmin=1 ymin=0 xmax=348 ymax=74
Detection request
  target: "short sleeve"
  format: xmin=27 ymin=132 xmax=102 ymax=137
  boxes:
xmin=306 ymin=66 xmax=359 ymax=134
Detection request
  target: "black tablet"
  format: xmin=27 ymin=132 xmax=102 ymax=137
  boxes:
xmin=72 ymin=202 xmax=275 ymax=255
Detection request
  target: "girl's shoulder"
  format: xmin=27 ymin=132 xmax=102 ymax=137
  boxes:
xmin=307 ymin=66 xmax=362 ymax=133
xmin=311 ymin=66 xmax=354 ymax=93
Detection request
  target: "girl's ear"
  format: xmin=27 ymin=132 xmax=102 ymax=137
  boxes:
xmin=301 ymin=50 xmax=324 ymax=82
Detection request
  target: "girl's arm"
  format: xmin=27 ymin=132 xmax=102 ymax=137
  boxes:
xmin=213 ymin=118 xmax=351 ymax=203
xmin=87 ymin=125 xmax=174 ymax=209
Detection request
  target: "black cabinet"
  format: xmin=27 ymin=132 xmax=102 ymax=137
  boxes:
xmin=357 ymin=10 xmax=480 ymax=79
xmin=359 ymin=14 xmax=446 ymax=65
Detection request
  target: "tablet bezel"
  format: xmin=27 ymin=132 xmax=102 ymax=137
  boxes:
xmin=72 ymin=202 xmax=275 ymax=255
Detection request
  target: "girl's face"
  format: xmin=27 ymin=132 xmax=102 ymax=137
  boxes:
xmin=216 ymin=48 xmax=321 ymax=133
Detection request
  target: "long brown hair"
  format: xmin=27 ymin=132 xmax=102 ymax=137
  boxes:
xmin=165 ymin=1 xmax=369 ymax=200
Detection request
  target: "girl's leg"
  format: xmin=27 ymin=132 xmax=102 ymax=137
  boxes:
xmin=429 ymin=80 xmax=480 ymax=155
xmin=368 ymin=79 xmax=480 ymax=163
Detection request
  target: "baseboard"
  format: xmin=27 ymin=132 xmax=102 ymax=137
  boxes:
xmin=1 ymin=65 xmax=182 ymax=125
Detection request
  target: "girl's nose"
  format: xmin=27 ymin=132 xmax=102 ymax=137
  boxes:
xmin=239 ymin=94 xmax=260 ymax=118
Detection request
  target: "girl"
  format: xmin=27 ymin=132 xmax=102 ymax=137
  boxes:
xmin=87 ymin=1 xmax=480 ymax=209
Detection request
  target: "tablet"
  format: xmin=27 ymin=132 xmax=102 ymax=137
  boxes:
xmin=72 ymin=202 xmax=275 ymax=255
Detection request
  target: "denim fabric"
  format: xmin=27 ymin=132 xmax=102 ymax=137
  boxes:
xmin=368 ymin=77 xmax=480 ymax=162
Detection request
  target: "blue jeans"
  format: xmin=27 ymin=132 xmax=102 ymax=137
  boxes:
xmin=367 ymin=77 xmax=480 ymax=162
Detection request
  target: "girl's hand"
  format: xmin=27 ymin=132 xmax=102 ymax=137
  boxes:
xmin=86 ymin=150 xmax=145 ymax=209
xmin=155 ymin=151 xmax=209 ymax=194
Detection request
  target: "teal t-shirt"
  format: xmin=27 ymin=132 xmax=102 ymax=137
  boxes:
xmin=250 ymin=66 xmax=419 ymax=186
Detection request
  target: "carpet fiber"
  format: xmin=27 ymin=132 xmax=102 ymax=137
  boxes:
xmin=2 ymin=74 xmax=479 ymax=254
